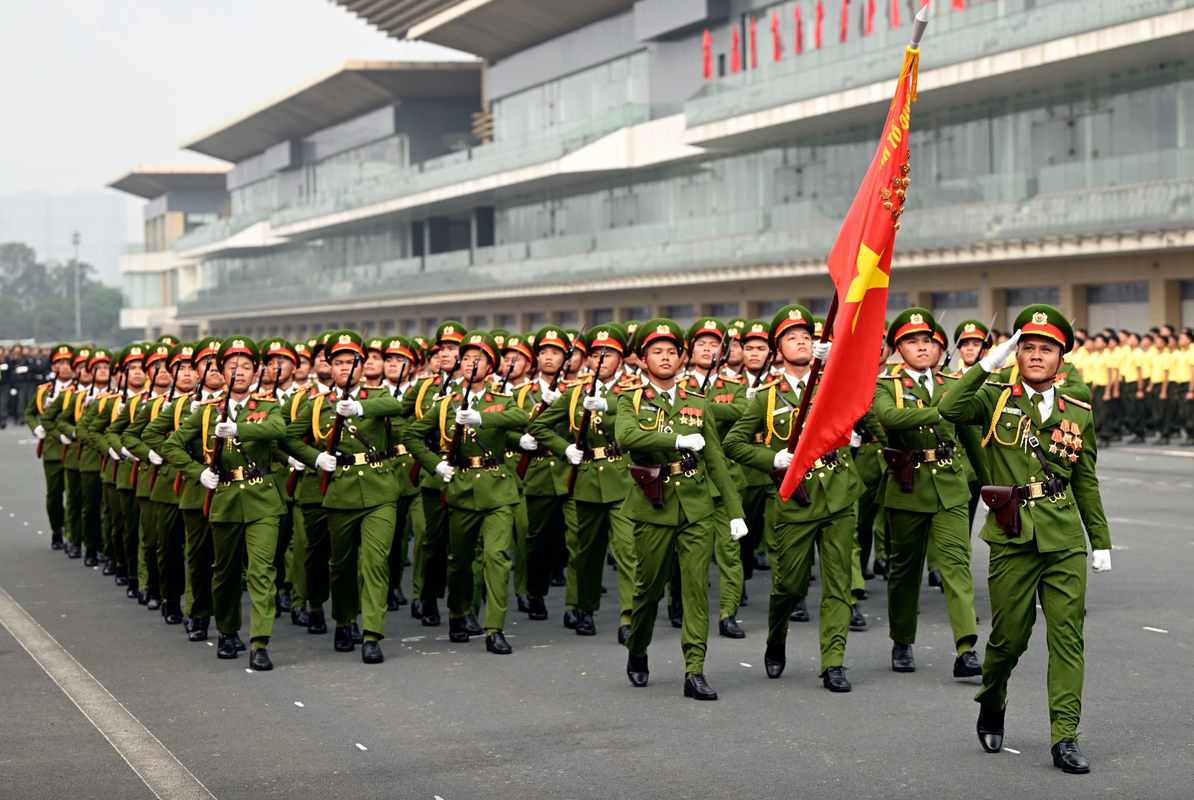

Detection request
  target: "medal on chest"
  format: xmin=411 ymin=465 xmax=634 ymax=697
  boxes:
xmin=677 ymin=406 xmax=704 ymax=428
xmin=1048 ymin=419 xmax=1083 ymax=463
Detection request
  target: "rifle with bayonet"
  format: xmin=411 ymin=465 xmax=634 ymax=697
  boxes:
xmin=516 ymin=327 xmax=584 ymax=480
xmin=567 ymin=345 xmax=606 ymax=494
xmin=409 ymin=354 xmax=461 ymax=485
xmin=319 ymin=333 xmax=368 ymax=497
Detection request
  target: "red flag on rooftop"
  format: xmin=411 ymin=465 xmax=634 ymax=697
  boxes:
xmin=840 ymin=0 xmax=850 ymax=42
xmin=702 ymin=29 xmax=712 ymax=79
xmin=771 ymin=11 xmax=782 ymax=61
xmin=866 ymin=0 xmax=875 ymax=35
xmin=815 ymin=0 xmax=824 ymax=49
xmin=795 ymin=5 xmax=804 ymax=54
xmin=750 ymin=16 xmax=758 ymax=68
xmin=892 ymin=0 xmax=901 ymax=27
xmin=731 ymin=25 xmax=741 ymax=72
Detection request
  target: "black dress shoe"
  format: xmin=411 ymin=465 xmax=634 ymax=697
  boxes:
xmin=351 ymin=621 xmax=363 ymax=644
xmin=485 ymin=630 xmax=512 ymax=654
xmin=146 ymin=595 xmax=162 ymax=611
xmin=764 ymin=644 xmax=786 ymax=679
xmin=862 ymin=568 xmax=875 ymax=580
xmin=421 ymin=599 xmax=441 ymax=626
xmin=216 ymin=634 xmax=239 ymax=659
xmin=84 ymin=549 xmax=98 ymax=567
xmin=575 ymin=611 xmax=596 ymax=636
xmin=362 ymin=640 xmax=384 ymax=664
xmin=137 ymin=588 xmax=149 ymax=605
xmin=549 ymin=568 xmax=566 ymax=587
xmin=386 ymin=587 xmax=406 ymax=610
xmin=291 ymin=606 xmax=309 ymax=627
xmin=125 ymin=581 xmax=138 ymax=598
xmin=164 ymin=600 xmax=183 ymax=625
xmin=627 ymin=654 xmax=649 ymax=687
xmin=183 ymin=615 xmax=193 ymax=633
xmin=719 ymin=616 xmax=745 ymax=639
xmin=230 ymin=632 xmax=246 ymax=651
xmin=821 ymin=665 xmax=852 ymax=692
xmin=740 ymin=588 xmax=748 ymax=607
xmin=790 ymin=597 xmax=810 ymax=622
xmin=753 ymin=552 xmax=771 ymax=571
xmin=891 ymin=643 xmax=916 ymax=672
xmin=102 ymin=557 xmax=116 ymax=576
xmin=463 ymin=614 xmax=484 ymax=637
xmin=67 ymin=542 xmax=82 ymax=559
xmin=667 ymin=602 xmax=683 ymax=629
xmin=411 ymin=598 xmax=425 ymax=619
xmin=873 ymin=558 xmax=889 ymax=579
xmin=563 ymin=609 xmax=579 ymax=629
xmin=928 ymin=569 xmax=944 ymax=592
xmin=189 ymin=617 xmax=210 ymax=642
xmin=526 ymin=596 xmax=548 ymax=620
xmin=448 ymin=616 xmax=469 ymax=643
xmin=249 ymin=647 xmax=273 ymax=671
xmin=954 ymin=649 xmax=982 ymax=678
xmin=977 ymin=705 xmax=1005 ymax=753
xmin=617 ymin=624 xmax=631 ymax=645
xmin=1051 ymin=740 xmax=1090 ymax=774
xmin=307 ymin=609 xmax=328 ymax=634
xmin=116 ymin=568 xmax=130 ymax=587
xmin=273 ymin=593 xmax=283 ymax=618
xmin=516 ymin=594 xmax=530 ymax=613
xmin=683 ymin=674 xmax=718 ymax=701
xmin=51 ymin=532 xmax=65 ymax=550
xmin=334 ymin=625 xmax=355 ymax=652
xmin=849 ymin=604 xmax=867 ymax=631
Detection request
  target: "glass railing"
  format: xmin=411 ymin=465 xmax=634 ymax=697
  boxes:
xmin=177 ymin=174 xmax=1194 ymax=317
xmin=172 ymin=210 xmax=270 ymax=252
xmin=686 ymin=0 xmax=1194 ymax=128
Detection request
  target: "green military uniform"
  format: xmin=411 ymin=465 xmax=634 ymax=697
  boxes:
xmin=724 ymin=305 xmax=860 ymax=688
xmin=59 ymin=350 xmax=106 ymax=564
xmin=42 ymin=353 xmax=90 ymax=559
xmin=162 ymin=336 xmax=287 ymax=668
xmin=406 ymin=330 xmax=530 ymax=651
xmin=106 ymin=344 xmax=149 ymax=600
xmin=853 ymin=406 xmax=888 ymax=578
xmin=953 ymin=320 xmax=997 ymax=532
xmin=940 ymin=304 xmax=1111 ymax=768
xmin=616 ymin=319 xmax=745 ymax=694
xmin=499 ymin=335 xmax=534 ymax=605
xmin=872 ymin=309 xmax=980 ymax=672
xmin=733 ymin=321 xmax=777 ymax=581
xmin=28 ymin=344 xmax=75 ymax=549
xmin=530 ymin=325 xmax=636 ymax=638
xmin=84 ymin=376 xmax=127 ymax=581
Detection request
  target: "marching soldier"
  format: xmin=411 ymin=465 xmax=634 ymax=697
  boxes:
xmin=379 ymin=336 xmax=420 ymax=611
xmin=939 ymin=305 xmax=1111 ymax=774
xmin=737 ymin=321 xmax=777 ymax=583
xmin=75 ymin=349 xmax=113 ymax=569
xmin=499 ymin=333 xmax=535 ymax=609
xmin=44 ymin=347 xmax=93 ymax=560
xmin=86 ymin=353 xmax=129 ymax=582
xmin=873 ymin=309 xmax=982 ymax=678
xmin=27 ymin=344 xmax=75 ymax=550
xmin=617 ymin=319 xmax=746 ymax=700
xmin=106 ymin=344 xmax=149 ymax=601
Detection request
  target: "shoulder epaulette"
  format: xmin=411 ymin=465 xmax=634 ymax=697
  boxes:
xmin=1061 ymin=395 xmax=1091 ymax=410
xmin=878 ymin=374 xmax=903 ymax=380
xmin=758 ymin=378 xmax=781 ymax=390
xmin=250 ymin=391 xmax=278 ymax=402
xmin=621 ymin=383 xmax=644 ymax=391
xmin=684 ymin=390 xmax=706 ymax=398
xmin=202 ymin=397 xmax=223 ymax=405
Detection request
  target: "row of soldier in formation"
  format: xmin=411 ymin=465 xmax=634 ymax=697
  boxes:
xmin=1 ymin=342 xmax=53 ymax=427
xmin=23 ymin=303 xmax=1110 ymax=773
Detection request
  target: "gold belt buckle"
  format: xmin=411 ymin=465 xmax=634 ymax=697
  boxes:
xmin=811 ymin=457 xmax=824 ymax=470
xmin=923 ymin=449 xmax=937 ymax=463
xmin=591 ymin=446 xmax=607 ymax=461
xmin=395 ymin=444 xmax=407 ymax=456
xmin=752 ymin=433 xmax=764 ymax=444
xmin=668 ymin=461 xmax=684 ymax=476
xmin=469 ymin=456 xmax=483 ymax=469
xmin=229 ymin=467 xmax=244 ymax=482
xmin=1028 ymin=481 xmax=1045 ymax=499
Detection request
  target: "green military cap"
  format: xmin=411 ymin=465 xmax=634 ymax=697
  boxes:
xmin=503 ymin=333 xmax=533 ymax=361
xmin=932 ymin=321 xmax=948 ymax=349
xmin=435 ymin=320 xmax=465 ymax=347
xmin=259 ymin=337 xmax=297 ymax=364
xmin=71 ymin=346 xmax=93 ymax=368
xmin=813 ymin=317 xmax=828 ymax=340
xmin=1013 ymin=304 xmax=1074 ymax=353
xmin=491 ymin=329 xmax=510 ymax=350
xmin=156 ymin=334 xmax=179 ymax=348
xmin=768 ymin=304 xmax=815 ymax=349
xmin=193 ymin=336 xmax=221 ymax=364
xmin=168 ymin=342 xmax=196 ymax=369
xmin=51 ymin=343 xmax=75 ymax=363
xmin=144 ymin=342 xmax=171 ymax=370
xmin=954 ymin=319 xmax=989 ymax=343
xmin=87 ymin=348 xmax=112 ymax=369
xmin=535 ymin=325 xmax=570 ymax=354
xmin=634 ymin=318 xmax=684 ymax=356
xmin=294 ymin=340 xmax=312 ymax=361
xmin=217 ymin=335 xmax=260 ymax=367
xmin=460 ymin=329 xmax=498 ymax=362
xmin=726 ymin=316 xmax=749 ymax=340
xmin=383 ymin=336 xmax=415 ymax=361
xmin=586 ymin=324 xmax=628 ymax=355
xmin=564 ymin=328 xmax=587 ymax=357
xmin=741 ymin=319 xmax=770 ymax=343
xmin=688 ymin=317 xmax=727 ymax=348
xmin=121 ymin=343 xmax=148 ymax=369
xmin=325 ymin=330 xmax=363 ymax=360
xmin=362 ymin=335 xmax=387 ymax=356
xmin=624 ymin=321 xmax=641 ymax=342
xmin=312 ymin=330 xmax=336 ymax=357
xmin=887 ymin=308 xmax=937 ymax=348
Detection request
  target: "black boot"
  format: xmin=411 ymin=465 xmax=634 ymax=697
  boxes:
xmin=764 ymin=644 xmax=786 ymax=679
xmin=575 ymin=611 xmax=596 ymax=636
xmin=1051 ymin=740 xmax=1090 ymax=774
xmin=526 ymin=596 xmax=548 ymax=620
xmin=216 ymin=634 xmax=239 ymax=659
xmin=821 ymin=665 xmax=851 ymax=692
xmin=83 ymin=549 xmax=98 ymax=567
xmin=189 ymin=616 xmax=210 ymax=642
xmin=449 ymin=616 xmax=469 ymax=643
xmin=977 ymin=705 xmax=1005 ymax=753
xmin=485 ymin=630 xmax=512 ymax=654
xmin=718 ymin=616 xmax=745 ymax=639
xmin=753 ymin=552 xmax=771 ymax=571
xmin=421 ymin=598 xmax=441 ymax=626
xmin=291 ymin=606 xmax=309 ymax=626
xmin=334 ymin=625 xmax=355 ymax=652
xmin=362 ymin=640 xmax=384 ymax=664
xmin=164 ymin=600 xmax=183 ymax=625
xmin=617 ymin=624 xmax=631 ymax=645
xmin=386 ymin=587 xmax=406 ymax=610
xmin=563 ymin=609 xmax=580 ymax=629
xmin=683 ymin=674 xmax=718 ymax=701
xmin=891 ymin=643 xmax=916 ymax=672
xmin=463 ymin=614 xmax=484 ymax=637
xmin=229 ymin=633 xmax=246 ymax=651
xmin=954 ymin=649 xmax=982 ymax=677
xmin=249 ymin=647 xmax=273 ymax=671
xmin=146 ymin=593 xmax=162 ymax=611
xmin=67 ymin=542 xmax=82 ymax=559
xmin=873 ymin=558 xmax=889 ymax=579
xmin=411 ymin=597 xmax=425 ymax=619
xmin=307 ymin=609 xmax=328 ymax=634
xmin=667 ymin=602 xmax=683 ymax=629
xmin=351 ymin=621 xmax=363 ymax=644
xmin=790 ymin=597 xmax=810 ymax=622
xmin=516 ymin=594 xmax=530 ymax=613
xmin=102 ymin=557 xmax=116 ymax=576
xmin=849 ymin=604 xmax=867 ymax=631
xmin=183 ymin=615 xmax=192 ymax=634
xmin=115 ymin=567 xmax=130 ymax=587
xmin=549 ymin=568 xmax=566 ymax=587
xmin=278 ymin=589 xmax=292 ymax=613
xmin=51 ymin=531 xmax=65 ymax=551
xmin=627 ymin=653 xmax=649 ymax=687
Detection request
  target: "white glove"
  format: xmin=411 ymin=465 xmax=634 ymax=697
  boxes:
xmin=675 ymin=433 xmax=705 ymax=452
xmin=850 ymin=431 xmax=863 ymax=448
xmin=59 ymin=434 xmax=72 ymax=446
xmin=214 ymin=421 xmax=238 ymax=438
xmin=33 ymin=425 xmax=45 ymax=439
xmin=813 ymin=341 xmax=832 ymax=361
xmin=745 ymin=387 xmax=757 ymax=401
xmin=287 ymin=456 xmax=305 ymax=472
xmin=314 ymin=452 xmax=338 ymax=473
xmin=979 ymin=330 xmax=1020 ymax=372
xmin=120 ymin=447 xmax=139 ymax=462
xmin=455 ymin=408 xmax=482 ymax=427
xmin=565 ymin=444 xmax=584 ymax=465
xmin=83 ymin=393 xmax=95 ymax=407
xmin=1091 ymin=549 xmax=1112 ymax=573
xmin=729 ymin=518 xmax=749 ymax=541
xmin=15 ymin=365 xmax=28 ymax=374
xmin=519 ymin=433 xmax=539 ymax=452
xmin=773 ymin=449 xmax=792 ymax=470
xmin=336 ymin=399 xmax=363 ymax=418
xmin=199 ymin=469 xmax=219 ymax=490
xmin=582 ymin=396 xmax=607 ymax=412
xmin=108 ymin=447 xmax=121 ymax=461
xmin=114 ymin=402 xmax=125 ymax=417
xmin=541 ymin=387 xmax=561 ymax=406
xmin=435 ymin=462 xmax=454 ymax=483
xmin=147 ymin=450 xmax=163 ymax=466
xmin=190 ymin=400 xmax=201 ymax=414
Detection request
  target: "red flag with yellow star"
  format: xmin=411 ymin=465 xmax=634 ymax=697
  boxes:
xmin=779 ymin=45 xmax=920 ymax=501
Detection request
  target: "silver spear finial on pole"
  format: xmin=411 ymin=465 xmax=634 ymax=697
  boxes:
xmin=910 ymin=3 xmax=930 ymax=49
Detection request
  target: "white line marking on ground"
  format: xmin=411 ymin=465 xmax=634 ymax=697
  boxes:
xmin=740 ymin=663 xmax=752 ymax=668
xmin=0 ymin=584 xmax=216 ymax=800
xmin=1143 ymin=627 xmax=1169 ymax=634
xmin=294 ymin=702 xmax=304 ymax=708
xmin=1116 ymin=447 xmax=1194 ymax=459
xmin=1004 ymin=747 xmax=1020 ymax=754
xmin=355 ymin=743 xmax=368 ymax=751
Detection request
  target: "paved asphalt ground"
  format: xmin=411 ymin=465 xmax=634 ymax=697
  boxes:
xmin=0 ymin=424 xmax=1191 ymax=800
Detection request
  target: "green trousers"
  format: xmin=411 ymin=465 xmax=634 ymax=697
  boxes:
xmin=301 ymin=502 xmax=330 ymax=609
xmin=182 ymin=508 xmax=214 ymax=618
xmin=211 ymin=517 xmax=280 ymax=643
xmin=572 ymin=500 xmax=630 ymax=614
xmin=80 ymin=471 xmax=103 ymax=552
xmin=387 ymin=496 xmax=413 ymax=596
xmin=288 ymin=504 xmax=308 ymax=610
xmin=769 ymin=509 xmax=855 ymax=671
xmin=409 ymin=493 xmax=427 ymax=598
xmin=43 ymin=458 xmax=63 ymax=540
xmin=102 ymin=483 xmax=122 ymax=565
xmin=608 ymin=507 xmax=636 ymax=625
xmin=272 ymin=500 xmax=294 ymax=594
xmin=524 ymin=493 xmax=571 ymax=600
xmin=712 ymin=502 xmax=744 ymax=618
xmin=137 ymin=497 xmax=159 ymax=594
xmin=154 ymin=502 xmax=186 ymax=603
xmin=739 ymin=484 xmax=772 ymax=581
xmin=977 ymin=543 xmax=1088 ymax=747
xmin=886 ymin=505 xmax=978 ymax=650
xmin=626 ymin=510 xmax=715 ymax=677
xmin=562 ymin=499 xmax=579 ymax=609
xmin=447 ymin=505 xmax=514 ymax=631
xmin=856 ymin=474 xmax=884 ymax=567
xmin=417 ymin=488 xmax=450 ymax=601
xmin=328 ymin=502 xmax=398 ymax=638
xmin=512 ymin=495 xmax=529 ymax=596
xmin=63 ymin=466 xmax=82 ymax=546
xmin=117 ymin=489 xmax=140 ymax=587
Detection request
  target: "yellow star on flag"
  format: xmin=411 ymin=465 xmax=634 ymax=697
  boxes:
xmin=845 ymin=243 xmax=888 ymax=332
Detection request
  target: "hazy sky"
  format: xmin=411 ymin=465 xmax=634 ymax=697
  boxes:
xmin=0 ymin=1 xmax=468 ymax=233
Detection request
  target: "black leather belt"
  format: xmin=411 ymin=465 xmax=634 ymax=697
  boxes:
xmin=583 ymin=444 xmax=623 ymax=462
xmin=219 ymin=464 xmax=271 ymax=483
xmin=335 ymin=451 xmax=387 ymax=466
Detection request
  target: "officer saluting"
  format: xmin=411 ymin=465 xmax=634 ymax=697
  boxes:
xmin=940 ymin=304 xmax=1112 ymax=774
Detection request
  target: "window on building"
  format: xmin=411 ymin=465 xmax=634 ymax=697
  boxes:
xmin=588 ymin=308 xmax=614 ymax=325
xmin=422 ymin=318 xmax=439 ymax=335
xmin=886 ymin=293 xmax=910 ymax=314
xmin=495 ymin=313 xmax=517 ymax=329
xmin=623 ymin=306 xmax=652 ymax=321
xmin=755 ymin=300 xmax=790 ymax=319
xmin=469 ymin=314 xmax=489 ymax=329
xmin=1180 ymin=281 xmax=1194 ymax=328
xmin=402 ymin=319 xmax=418 ymax=336
xmin=556 ymin=309 xmax=579 ymax=326
xmin=1086 ymin=283 xmax=1148 ymax=304
xmin=664 ymin=305 xmax=695 ymax=326
xmin=807 ymin=297 xmax=832 ymax=316
xmin=1006 ymin=287 xmax=1059 ymax=307
xmin=708 ymin=302 xmax=740 ymax=318
xmin=1087 ymin=282 xmax=1149 ymax=333
xmin=526 ymin=312 xmax=548 ymax=329
xmin=931 ymin=290 xmax=980 ymax=309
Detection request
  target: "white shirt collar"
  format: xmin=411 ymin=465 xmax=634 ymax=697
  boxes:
xmin=722 ymin=367 xmax=740 ymax=378
xmin=647 ymin=380 xmax=676 ymax=404
xmin=54 ymin=379 xmax=72 ymax=392
xmin=904 ymin=366 xmax=935 ymax=396
xmin=1022 ymin=382 xmax=1056 ymax=419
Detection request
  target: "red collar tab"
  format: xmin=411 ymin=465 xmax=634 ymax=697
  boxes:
xmin=903 ymin=378 xmax=914 ymax=388
xmin=1011 ymin=385 xmax=1022 ymax=397
xmin=935 ymin=375 xmax=944 ymax=385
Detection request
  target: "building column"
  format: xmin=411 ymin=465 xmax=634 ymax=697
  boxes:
xmin=423 ymin=221 xmax=432 ymax=272
xmin=1059 ymin=281 xmax=1086 ymax=332
xmin=469 ymin=209 xmax=478 ymax=267
xmin=1154 ymin=278 xmax=1182 ymax=328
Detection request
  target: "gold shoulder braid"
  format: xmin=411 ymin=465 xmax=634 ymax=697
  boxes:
xmin=983 ymin=386 xmax=1027 ymax=448
xmin=437 ymin=394 xmax=454 ymax=449
xmin=310 ymin=393 xmax=332 ymax=445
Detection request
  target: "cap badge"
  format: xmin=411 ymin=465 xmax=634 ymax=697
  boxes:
xmin=1032 ymin=311 xmax=1048 ymax=325
xmin=909 ymin=313 xmax=923 ymax=324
